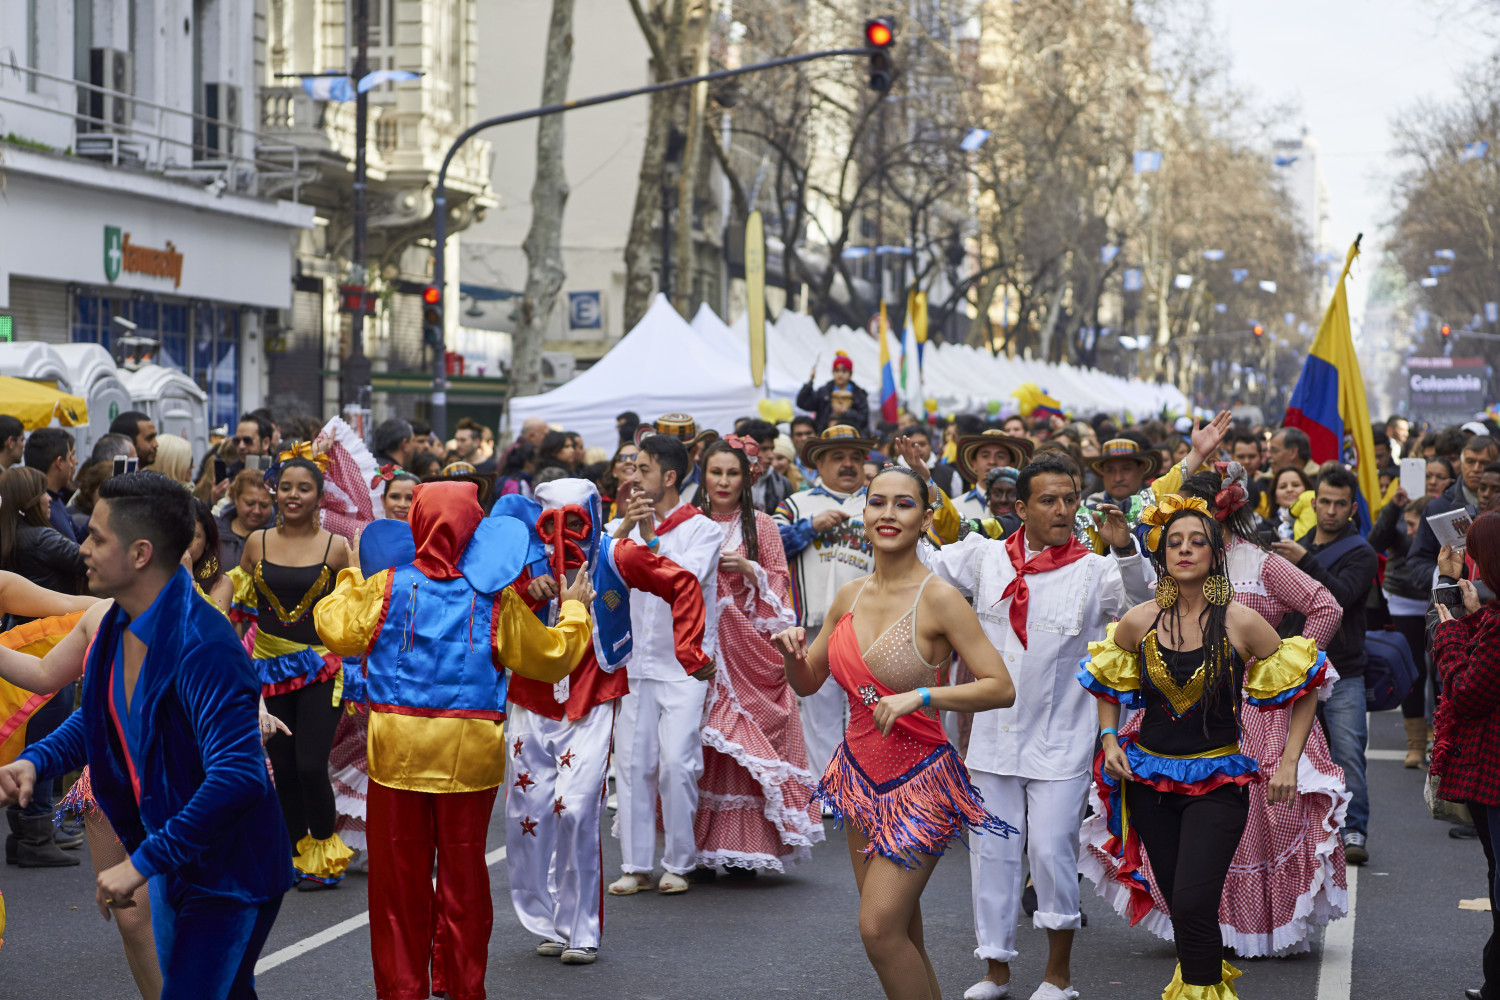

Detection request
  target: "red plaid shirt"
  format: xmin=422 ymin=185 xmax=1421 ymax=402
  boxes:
xmin=1433 ymin=605 xmax=1500 ymax=806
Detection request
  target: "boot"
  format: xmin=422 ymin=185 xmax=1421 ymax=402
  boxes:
xmin=7 ymin=806 xmax=81 ymax=868
xmin=1404 ymin=717 xmax=1427 ymax=769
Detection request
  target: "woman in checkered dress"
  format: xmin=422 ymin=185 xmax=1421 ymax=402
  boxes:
xmin=1080 ymin=470 xmax=1351 ymax=958
xmin=692 ymin=438 xmax=824 ymax=872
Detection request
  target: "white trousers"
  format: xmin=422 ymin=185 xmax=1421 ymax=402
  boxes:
xmin=799 ymin=626 xmax=847 ymax=778
xmin=504 ymin=701 xmax=615 ymax=949
xmin=970 ymin=770 xmax=1091 ymax=962
xmin=613 ymin=676 xmax=708 ymax=875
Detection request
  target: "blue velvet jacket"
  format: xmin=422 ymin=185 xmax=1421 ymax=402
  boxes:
xmin=20 ymin=566 xmax=293 ymax=903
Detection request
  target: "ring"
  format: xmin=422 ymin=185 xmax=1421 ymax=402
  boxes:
xmin=104 ymin=897 xmax=114 ymax=904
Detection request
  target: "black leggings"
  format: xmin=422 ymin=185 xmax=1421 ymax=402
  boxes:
xmin=1126 ymin=782 xmax=1250 ymax=986
xmin=1469 ymin=802 xmax=1500 ymax=998
xmin=264 ymin=677 xmax=342 ymax=843
xmin=1390 ymin=614 xmax=1431 ymax=719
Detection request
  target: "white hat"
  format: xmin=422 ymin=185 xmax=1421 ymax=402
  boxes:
xmin=1462 ymin=421 xmax=1488 ymax=437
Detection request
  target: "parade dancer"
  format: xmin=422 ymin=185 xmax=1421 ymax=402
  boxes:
xmin=772 ymin=464 xmax=1018 ymax=1000
xmin=1079 ymin=495 xmax=1327 ymax=999
xmin=774 ymin=425 xmax=877 ymax=780
xmin=693 ymin=437 xmax=824 ymax=875
xmin=608 ymin=433 xmax=722 ymax=896
xmin=316 ymin=480 xmax=595 ymax=1000
xmin=503 ymin=477 xmax=710 ymax=962
xmin=918 ymin=454 xmax=1152 ymax=1000
xmin=0 ymin=472 xmax=292 ymax=1000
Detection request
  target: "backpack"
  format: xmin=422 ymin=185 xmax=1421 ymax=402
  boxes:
xmin=1362 ymin=629 xmax=1418 ymax=712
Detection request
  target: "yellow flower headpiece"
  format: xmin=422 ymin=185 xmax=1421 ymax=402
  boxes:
xmin=1140 ymin=494 xmax=1211 ymax=552
xmin=277 ymin=441 xmax=332 ymax=473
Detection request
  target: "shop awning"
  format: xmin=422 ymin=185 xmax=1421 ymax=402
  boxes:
xmin=0 ymin=375 xmax=88 ymax=430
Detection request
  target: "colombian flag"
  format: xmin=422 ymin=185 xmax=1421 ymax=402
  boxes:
xmin=1283 ymin=237 xmax=1377 ymax=532
xmin=878 ymin=301 xmax=899 ymax=424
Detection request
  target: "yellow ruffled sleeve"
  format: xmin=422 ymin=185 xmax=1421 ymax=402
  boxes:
xmin=313 ymin=567 xmax=392 ymax=658
xmin=1152 ymin=460 xmax=1184 ymax=502
xmin=493 ymin=589 xmax=592 ymax=684
xmin=1077 ymin=621 xmax=1143 ymax=707
xmin=931 ymin=487 xmax=960 ymax=545
xmin=1244 ymin=635 xmax=1327 ymax=706
xmin=228 ymin=565 xmax=256 ymax=622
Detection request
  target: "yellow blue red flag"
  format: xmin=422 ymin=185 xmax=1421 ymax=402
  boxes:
xmin=1283 ymin=237 xmax=1378 ymax=531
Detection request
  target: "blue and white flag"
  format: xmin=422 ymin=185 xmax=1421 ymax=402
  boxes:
xmin=1284 ymin=312 xmax=1297 ymax=327
xmin=1435 ymin=248 xmax=1457 ymax=260
xmin=1259 ymin=279 xmax=1277 ymax=294
xmin=1486 ymin=302 xmax=1498 ymax=323
xmin=1274 ymin=155 xmax=1299 ymax=167
xmin=1174 ymin=273 xmax=1193 ymax=290
xmin=302 ymin=75 xmax=356 ymax=102
xmin=960 ymin=128 xmax=992 ymax=152
xmin=1214 ymin=302 xmax=1228 ymax=313
xmin=1430 ymin=264 xmax=1451 ymax=276
xmin=1421 ymin=277 xmax=1439 ymax=287
xmin=1202 ymin=249 xmax=1225 ymax=261
xmin=1123 ymin=268 xmax=1143 ymax=292
xmin=358 ymin=69 xmax=422 ymax=93
xmin=1464 ymin=141 xmax=1489 ymax=161
xmin=1133 ymin=150 xmax=1162 ymax=173
xmin=1231 ymin=268 xmax=1249 ymax=284
xmin=1101 ymin=245 xmax=1120 ymax=265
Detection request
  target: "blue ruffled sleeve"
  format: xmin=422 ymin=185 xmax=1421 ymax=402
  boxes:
xmin=1077 ymin=622 xmax=1142 ymax=708
xmin=1244 ymin=636 xmax=1327 ymax=707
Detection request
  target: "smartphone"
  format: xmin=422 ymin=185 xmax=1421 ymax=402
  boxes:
xmin=1399 ymin=457 xmax=1426 ymax=500
xmin=1256 ymin=528 xmax=1279 ymax=548
xmin=214 ymin=455 xmax=228 ymax=483
xmin=112 ymin=456 xmax=139 ymax=477
xmin=1434 ymin=583 xmax=1464 ymax=608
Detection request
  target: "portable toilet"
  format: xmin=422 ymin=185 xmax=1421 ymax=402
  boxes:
xmin=122 ymin=364 xmax=209 ymax=462
xmin=49 ymin=343 xmax=134 ymax=457
xmin=0 ymin=342 xmax=74 ymax=394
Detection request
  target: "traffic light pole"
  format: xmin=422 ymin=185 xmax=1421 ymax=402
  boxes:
xmin=428 ymin=45 xmax=883 ymax=437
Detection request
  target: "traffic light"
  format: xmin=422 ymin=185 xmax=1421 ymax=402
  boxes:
xmin=1251 ymin=323 xmax=1264 ymax=338
xmin=422 ymin=285 xmax=444 ymax=349
xmin=1441 ymin=323 xmax=1452 ymax=339
xmin=865 ymin=17 xmax=895 ymax=92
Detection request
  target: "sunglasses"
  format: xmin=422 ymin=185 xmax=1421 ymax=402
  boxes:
xmin=235 ymin=436 xmax=258 ymax=445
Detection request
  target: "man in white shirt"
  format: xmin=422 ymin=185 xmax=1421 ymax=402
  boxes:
xmin=923 ymin=454 xmax=1152 ymax=1000
xmin=772 ymin=425 xmax=877 ymax=777
xmin=606 ymin=434 xmax=721 ymax=895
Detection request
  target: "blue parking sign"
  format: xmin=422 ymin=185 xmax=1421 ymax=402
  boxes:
xmin=568 ymin=291 xmax=602 ymax=330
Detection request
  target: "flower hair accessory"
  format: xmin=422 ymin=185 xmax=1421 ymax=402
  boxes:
xmin=1211 ymin=461 xmax=1250 ymax=521
xmin=265 ymin=440 xmax=332 ymax=487
xmin=1139 ymin=494 xmax=1212 ymax=552
xmin=370 ymin=462 xmax=398 ymax=489
xmin=721 ymin=434 xmax=763 ymax=485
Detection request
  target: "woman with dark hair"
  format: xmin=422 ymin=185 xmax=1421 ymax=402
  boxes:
xmin=1432 ymin=511 xmax=1500 ymax=1000
xmin=1262 ymin=466 xmax=1314 ymax=541
xmin=217 ymin=468 xmax=275 ymax=571
xmin=67 ymin=460 xmax=114 ymax=536
xmin=408 ymin=450 xmax=442 ymax=479
xmin=772 ymin=463 xmax=1017 ymax=1000
xmin=0 ymin=466 xmax=86 ymax=608
xmin=691 ymin=437 xmax=823 ymax=876
xmin=1079 ymin=467 xmax=1348 ymax=963
xmin=380 ymin=471 xmax=419 ymax=521
xmin=1080 ymin=496 xmax=1328 ymax=999
xmin=496 ymin=441 xmax=537 ymax=500
xmin=187 ymin=497 xmax=232 ymax=613
xmin=535 ymin=430 xmax=575 ymax=477
xmin=598 ymin=442 xmax=640 ymax=519
xmin=1427 ymin=456 xmax=1457 ymax=498
xmin=234 ymin=456 xmax=355 ymax=888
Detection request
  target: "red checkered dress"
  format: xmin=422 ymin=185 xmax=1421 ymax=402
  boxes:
xmin=1081 ymin=537 xmax=1351 ymax=956
xmin=694 ymin=511 xmax=825 ymax=871
xmin=1432 ymin=607 xmax=1500 ymax=806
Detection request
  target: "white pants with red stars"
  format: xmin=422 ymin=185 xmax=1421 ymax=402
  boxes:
xmin=503 ymin=701 xmax=615 ymax=950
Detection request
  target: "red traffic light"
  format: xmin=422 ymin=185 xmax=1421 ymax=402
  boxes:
xmin=865 ymin=17 xmax=895 ymax=48
xmin=422 ymin=285 xmax=442 ymax=305
xmin=1251 ymin=323 xmax=1264 ymax=338
xmin=1441 ymin=323 xmax=1452 ymax=337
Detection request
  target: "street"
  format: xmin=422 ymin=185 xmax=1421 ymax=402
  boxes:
xmin=0 ymin=710 xmax=1486 ymax=999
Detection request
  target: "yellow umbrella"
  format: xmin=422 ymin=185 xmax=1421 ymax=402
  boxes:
xmin=0 ymin=374 xmax=88 ymax=429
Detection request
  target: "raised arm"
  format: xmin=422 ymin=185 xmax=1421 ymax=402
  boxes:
xmin=0 ymin=571 xmax=98 ymax=620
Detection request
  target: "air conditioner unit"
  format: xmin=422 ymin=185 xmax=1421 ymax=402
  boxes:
xmin=81 ymin=47 xmax=132 ymax=133
xmin=540 ymin=351 xmax=576 ymax=384
xmin=196 ymin=83 xmax=240 ymax=160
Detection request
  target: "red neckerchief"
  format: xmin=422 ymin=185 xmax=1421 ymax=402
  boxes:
xmin=655 ymin=504 xmax=703 ymax=536
xmin=997 ymin=530 xmax=1090 ymax=648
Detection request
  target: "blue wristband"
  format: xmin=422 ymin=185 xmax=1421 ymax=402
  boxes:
xmin=1100 ymin=727 xmax=1118 ymax=740
xmin=918 ymin=686 xmax=931 ymax=708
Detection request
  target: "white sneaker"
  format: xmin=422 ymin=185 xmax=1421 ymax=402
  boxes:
xmin=560 ymin=946 xmax=598 ymax=964
xmin=964 ymin=980 xmax=1009 ymax=1000
xmin=536 ymin=939 xmax=566 ymax=957
xmin=1028 ymin=983 xmax=1079 ymax=1000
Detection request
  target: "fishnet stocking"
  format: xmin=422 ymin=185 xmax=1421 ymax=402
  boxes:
xmin=844 ymin=822 xmax=943 ymax=1000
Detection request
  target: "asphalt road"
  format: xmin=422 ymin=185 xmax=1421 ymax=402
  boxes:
xmin=0 ymin=710 xmax=1488 ymax=999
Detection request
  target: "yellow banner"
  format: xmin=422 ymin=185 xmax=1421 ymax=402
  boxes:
xmin=746 ymin=211 xmax=766 ymax=388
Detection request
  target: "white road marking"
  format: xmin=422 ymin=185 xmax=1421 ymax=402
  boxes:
xmin=1366 ymin=749 xmax=1406 ymax=761
xmin=255 ymin=846 xmax=508 ymax=975
xmin=1316 ymin=863 xmax=1357 ymax=1000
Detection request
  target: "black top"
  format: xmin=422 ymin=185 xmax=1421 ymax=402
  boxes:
xmin=254 ymin=531 xmax=333 ymax=646
xmin=1137 ymin=626 xmax=1244 ymax=757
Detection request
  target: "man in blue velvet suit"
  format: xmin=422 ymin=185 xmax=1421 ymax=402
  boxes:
xmin=0 ymin=471 xmax=292 ymax=1000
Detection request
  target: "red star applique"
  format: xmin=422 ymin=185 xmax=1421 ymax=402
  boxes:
xmin=512 ymin=737 xmax=525 ymax=758
xmin=558 ymin=749 xmax=576 ymax=769
xmin=519 ymin=816 xmax=538 ymax=837
xmin=553 ymin=797 xmax=567 ymax=815
xmin=514 ymin=771 xmax=534 ymax=792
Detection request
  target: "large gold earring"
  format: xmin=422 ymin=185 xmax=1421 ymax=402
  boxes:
xmin=1154 ymin=576 xmax=1179 ymax=609
xmin=1204 ymin=574 xmax=1232 ymax=606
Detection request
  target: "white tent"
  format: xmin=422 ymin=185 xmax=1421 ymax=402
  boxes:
xmin=508 ymin=295 xmax=763 ymax=451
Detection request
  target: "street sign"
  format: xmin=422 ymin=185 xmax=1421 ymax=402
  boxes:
xmin=1408 ymin=355 xmax=1488 ymax=413
xmin=568 ymin=291 xmax=602 ymax=330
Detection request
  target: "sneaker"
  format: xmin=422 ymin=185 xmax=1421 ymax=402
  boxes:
xmin=1028 ymin=983 xmax=1079 ymax=1000
xmin=963 ymin=980 xmax=1009 ymax=1000
xmin=536 ymin=940 xmax=566 ymax=957
xmin=1343 ymin=831 xmax=1369 ymax=866
xmin=560 ymin=946 xmax=598 ymax=965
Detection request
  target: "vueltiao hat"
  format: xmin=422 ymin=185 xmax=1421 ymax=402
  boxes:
xmin=955 ymin=430 xmax=1034 ymax=483
xmin=1089 ymin=438 xmax=1161 ymax=478
xmin=635 ymin=412 xmax=719 ymax=450
xmin=801 ymin=424 xmax=876 ymax=467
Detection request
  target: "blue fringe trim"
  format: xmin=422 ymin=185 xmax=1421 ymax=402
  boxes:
xmin=816 ymin=742 xmax=1019 ymax=870
xmin=253 ymin=645 xmax=333 ymax=688
xmin=1076 ymin=662 xmax=1143 ymax=708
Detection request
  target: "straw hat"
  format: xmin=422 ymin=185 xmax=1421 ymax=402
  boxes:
xmin=635 ymin=412 xmax=719 ymax=451
xmin=801 ymin=424 xmax=877 ymax=467
xmin=955 ymin=430 xmax=1034 ymax=482
xmin=1088 ymin=438 xmax=1161 ymax=478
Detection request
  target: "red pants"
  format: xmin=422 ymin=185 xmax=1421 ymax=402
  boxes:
xmin=368 ymin=781 xmax=498 ymax=1000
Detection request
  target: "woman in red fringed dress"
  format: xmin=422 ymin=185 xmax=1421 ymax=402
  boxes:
xmin=692 ymin=437 xmax=824 ymax=873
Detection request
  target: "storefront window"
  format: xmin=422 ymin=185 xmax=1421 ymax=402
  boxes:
xmin=194 ymin=306 xmax=239 ymax=429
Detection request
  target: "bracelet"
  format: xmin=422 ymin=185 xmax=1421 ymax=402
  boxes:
xmin=646 ymin=536 xmax=660 ymax=551
xmin=1100 ymin=727 xmax=1118 ymax=740
xmin=918 ymin=686 xmax=931 ymax=707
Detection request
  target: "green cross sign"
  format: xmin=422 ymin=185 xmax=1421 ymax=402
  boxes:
xmin=104 ymin=226 xmax=123 ymax=282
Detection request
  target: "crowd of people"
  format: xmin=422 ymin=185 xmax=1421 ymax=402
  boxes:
xmin=0 ymin=351 xmax=1498 ymax=1000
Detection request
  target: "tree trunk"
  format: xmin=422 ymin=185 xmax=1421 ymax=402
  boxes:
xmin=511 ymin=0 xmax=576 ymax=400
xmin=671 ymin=0 xmax=712 ymax=316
